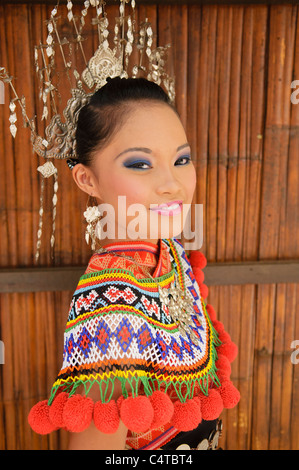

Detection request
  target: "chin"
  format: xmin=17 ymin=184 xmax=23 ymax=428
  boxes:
xmin=152 ymin=213 xmax=185 ymax=240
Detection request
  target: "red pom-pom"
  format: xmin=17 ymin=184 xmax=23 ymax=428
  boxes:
xmin=216 ymin=354 xmax=231 ymax=382
xmin=197 ymin=389 xmax=224 ymax=421
xmin=212 ymin=320 xmax=225 ymax=334
xmin=28 ymin=400 xmax=58 ymax=435
xmin=63 ymin=395 xmax=94 ymax=433
xmin=217 ymin=368 xmax=230 ymax=382
xmin=189 ymin=251 xmax=207 ymax=269
xmin=219 ymin=381 xmax=240 ymax=409
xmin=199 ymin=283 xmax=209 ymax=299
xmin=116 ymin=395 xmax=125 ymax=410
xmin=94 ymin=400 xmax=120 ymax=434
xmin=149 ymin=391 xmax=174 ymax=428
xmin=192 ymin=267 xmax=204 ymax=284
xmin=216 ymin=354 xmax=232 ymax=377
xmin=218 ymin=330 xmax=231 ymax=344
xmin=217 ymin=340 xmax=238 ymax=363
xmin=205 ymin=304 xmax=217 ymax=322
xmin=171 ymin=399 xmax=202 ymax=432
xmin=120 ymin=396 xmax=154 ymax=433
xmin=49 ymin=392 xmax=69 ymax=428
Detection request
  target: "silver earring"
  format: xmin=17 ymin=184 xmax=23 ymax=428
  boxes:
xmin=84 ymin=199 xmax=101 ymax=250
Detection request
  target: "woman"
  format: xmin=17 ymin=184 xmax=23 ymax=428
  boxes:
xmin=28 ymin=77 xmax=240 ymax=450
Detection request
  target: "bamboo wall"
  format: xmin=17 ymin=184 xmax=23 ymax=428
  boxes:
xmin=0 ymin=2 xmax=299 ymax=450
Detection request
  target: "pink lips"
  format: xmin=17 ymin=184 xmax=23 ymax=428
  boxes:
xmin=150 ymin=200 xmax=183 ymax=216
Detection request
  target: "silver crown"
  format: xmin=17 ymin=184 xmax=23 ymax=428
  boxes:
xmin=0 ymin=0 xmax=175 ymax=261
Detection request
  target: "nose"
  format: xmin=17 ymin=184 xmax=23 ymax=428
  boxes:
xmin=155 ymin=166 xmax=183 ymax=196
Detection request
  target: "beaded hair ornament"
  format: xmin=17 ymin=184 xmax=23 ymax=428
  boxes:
xmin=0 ymin=0 xmax=175 ymax=261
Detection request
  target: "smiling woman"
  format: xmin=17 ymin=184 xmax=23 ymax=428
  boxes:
xmin=71 ymin=78 xmax=196 ymax=245
xmin=28 ymin=77 xmax=240 ymax=450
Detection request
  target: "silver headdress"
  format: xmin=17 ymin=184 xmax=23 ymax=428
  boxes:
xmin=0 ymin=0 xmax=175 ymax=261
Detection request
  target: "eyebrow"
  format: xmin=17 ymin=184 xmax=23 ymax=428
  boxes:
xmin=114 ymin=143 xmax=190 ymax=160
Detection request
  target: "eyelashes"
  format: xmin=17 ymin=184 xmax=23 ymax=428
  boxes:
xmin=123 ymin=155 xmax=192 ymax=170
xmin=175 ymin=155 xmax=192 ymax=166
xmin=123 ymin=159 xmax=152 ymax=170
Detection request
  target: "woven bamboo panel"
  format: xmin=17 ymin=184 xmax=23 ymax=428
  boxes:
xmin=0 ymin=2 xmax=298 ymax=450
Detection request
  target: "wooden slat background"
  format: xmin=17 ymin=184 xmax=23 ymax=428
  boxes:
xmin=0 ymin=2 xmax=298 ymax=450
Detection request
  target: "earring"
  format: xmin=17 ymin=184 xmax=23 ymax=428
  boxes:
xmin=84 ymin=196 xmax=101 ymax=250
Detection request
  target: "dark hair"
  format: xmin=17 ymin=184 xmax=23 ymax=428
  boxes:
xmin=74 ymin=77 xmax=175 ymax=167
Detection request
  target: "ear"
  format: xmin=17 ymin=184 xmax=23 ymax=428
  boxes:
xmin=71 ymin=163 xmax=102 ymax=199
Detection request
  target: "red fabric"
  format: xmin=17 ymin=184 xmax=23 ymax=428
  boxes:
xmin=85 ymin=239 xmax=171 ymax=279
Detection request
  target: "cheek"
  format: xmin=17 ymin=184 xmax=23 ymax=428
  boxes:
xmin=191 ymin=169 xmax=197 ymax=193
xmin=185 ymin=165 xmax=197 ymax=200
xmin=100 ymin=172 xmax=148 ymax=207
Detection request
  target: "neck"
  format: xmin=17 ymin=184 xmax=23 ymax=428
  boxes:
xmin=100 ymin=238 xmax=159 ymax=249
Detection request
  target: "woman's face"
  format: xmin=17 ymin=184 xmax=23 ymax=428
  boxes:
xmin=84 ymin=102 xmax=196 ymax=245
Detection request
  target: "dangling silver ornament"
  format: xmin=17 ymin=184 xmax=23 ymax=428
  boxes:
xmin=159 ymin=274 xmax=201 ymax=345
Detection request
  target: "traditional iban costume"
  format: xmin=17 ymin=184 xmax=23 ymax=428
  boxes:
xmin=28 ymin=239 xmax=240 ymax=449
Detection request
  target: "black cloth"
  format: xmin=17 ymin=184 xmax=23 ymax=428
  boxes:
xmin=161 ymin=419 xmax=218 ymax=450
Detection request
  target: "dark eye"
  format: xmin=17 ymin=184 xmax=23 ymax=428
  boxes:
xmin=123 ymin=159 xmax=152 ymax=170
xmin=175 ymin=155 xmax=192 ymax=166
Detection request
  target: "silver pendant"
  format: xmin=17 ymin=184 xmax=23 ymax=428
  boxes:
xmin=158 ymin=274 xmax=201 ymax=345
